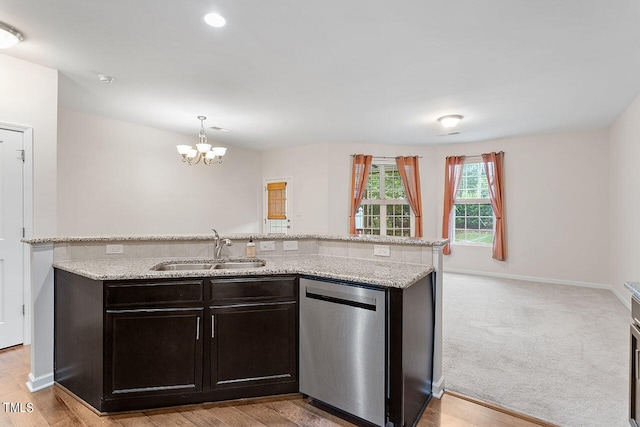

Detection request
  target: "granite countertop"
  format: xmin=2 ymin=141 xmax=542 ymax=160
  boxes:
xmin=24 ymin=233 xmax=448 ymax=247
xmin=53 ymin=254 xmax=434 ymax=289
xmin=626 ymin=282 xmax=640 ymax=300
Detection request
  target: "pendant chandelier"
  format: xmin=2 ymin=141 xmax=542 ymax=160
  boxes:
xmin=176 ymin=116 xmax=227 ymax=165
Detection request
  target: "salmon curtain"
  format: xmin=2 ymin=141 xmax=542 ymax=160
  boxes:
xmin=395 ymin=156 xmax=423 ymax=238
xmin=442 ymin=155 xmax=465 ymax=255
xmin=482 ymin=152 xmax=506 ymax=261
xmin=349 ymin=154 xmax=373 ymax=234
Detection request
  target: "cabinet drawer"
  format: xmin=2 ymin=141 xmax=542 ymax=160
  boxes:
xmin=105 ymin=280 xmax=204 ymax=307
xmin=209 ymin=276 xmax=297 ymax=303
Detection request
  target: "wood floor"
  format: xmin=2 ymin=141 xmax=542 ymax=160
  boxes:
xmin=0 ymin=345 xmax=553 ymax=427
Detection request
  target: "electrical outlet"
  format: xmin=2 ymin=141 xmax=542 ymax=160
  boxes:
xmin=259 ymin=241 xmax=276 ymax=251
xmin=373 ymin=245 xmax=390 ymax=257
xmin=106 ymin=244 xmax=124 ymax=254
xmin=283 ymin=241 xmax=298 ymax=251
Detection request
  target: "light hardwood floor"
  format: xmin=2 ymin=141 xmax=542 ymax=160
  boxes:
xmin=0 ymin=345 xmax=553 ymax=426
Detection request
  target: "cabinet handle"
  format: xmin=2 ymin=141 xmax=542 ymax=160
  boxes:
xmin=211 ymin=315 xmax=215 ymax=338
xmin=196 ymin=317 xmax=200 ymax=341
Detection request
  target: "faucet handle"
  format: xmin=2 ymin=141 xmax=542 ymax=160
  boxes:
xmin=211 ymin=228 xmax=219 ymax=238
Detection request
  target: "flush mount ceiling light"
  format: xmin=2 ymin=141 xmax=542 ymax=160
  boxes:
xmin=438 ymin=114 xmax=464 ymax=128
xmin=0 ymin=21 xmax=24 ymax=49
xmin=204 ymin=13 xmax=226 ymax=27
xmin=176 ymin=116 xmax=227 ymax=166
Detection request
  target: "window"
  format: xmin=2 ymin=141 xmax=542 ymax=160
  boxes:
xmin=355 ymin=162 xmax=413 ymax=236
xmin=454 ymin=162 xmax=494 ymax=244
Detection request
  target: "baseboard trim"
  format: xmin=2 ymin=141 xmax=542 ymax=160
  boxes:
xmin=446 ymin=390 xmax=560 ymax=427
xmin=444 ymin=268 xmax=631 ymax=310
xmin=26 ymin=372 xmax=54 ymax=392
xmin=432 ymin=376 xmax=445 ymax=398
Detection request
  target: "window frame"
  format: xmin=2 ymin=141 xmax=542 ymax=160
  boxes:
xmin=356 ymin=160 xmax=415 ymax=237
xmin=453 ymin=157 xmax=494 ymax=247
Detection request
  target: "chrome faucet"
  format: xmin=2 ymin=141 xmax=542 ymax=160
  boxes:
xmin=211 ymin=229 xmax=233 ymax=260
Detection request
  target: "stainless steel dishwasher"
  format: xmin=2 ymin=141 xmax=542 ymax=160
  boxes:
xmin=299 ymin=277 xmax=386 ymax=427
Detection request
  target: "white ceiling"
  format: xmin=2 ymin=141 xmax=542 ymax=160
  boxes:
xmin=2 ymin=0 xmax=640 ymax=151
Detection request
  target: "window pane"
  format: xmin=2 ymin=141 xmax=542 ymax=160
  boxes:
xmin=365 ymin=165 xmax=380 ymax=199
xmin=466 ymin=218 xmax=479 ymax=229
xmin=385 ymin=166 xmax=406 ymax=200
xmin=455 ymin=204 xmax=465 ymax=216
xmin=479 ymin=204 xmax=493 ymax=216
xmin=480 ymin=217 xmax=493 ymax=230
xmin=466 ymin=204 xmax=479 ymax=216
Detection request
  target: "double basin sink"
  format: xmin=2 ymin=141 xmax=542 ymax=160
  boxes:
xmin=152 ymin=260 xmax=266 ymax=271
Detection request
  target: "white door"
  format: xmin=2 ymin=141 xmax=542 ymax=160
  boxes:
xmin=0 ymin=129 xmax=24 ymax=349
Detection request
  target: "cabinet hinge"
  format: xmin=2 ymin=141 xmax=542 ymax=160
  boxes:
xmin=18 ymin=149 xmax=25 ymax=162
xmin=22 ymin=304 xmax=25 ymax=316
xmin=22 ymin=227 xmax=25 ymax=238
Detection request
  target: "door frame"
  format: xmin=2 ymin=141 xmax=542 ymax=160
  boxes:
xmin=0 ymin=122 xmax=34 ymax=346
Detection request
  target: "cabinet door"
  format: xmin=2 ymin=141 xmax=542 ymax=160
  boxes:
xmin=210 ymin=302 xmax=297 ymax=389
xmin=105 ymin=307 xmax=203 ymax=398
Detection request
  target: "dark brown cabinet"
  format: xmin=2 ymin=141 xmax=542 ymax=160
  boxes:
xmin=54 ymin=270 xmax=298 ymax=412
xmin=207 ymin=276 xmax=298 ymax=399
xmin=105 ymin=308 xmax=203 ymax=398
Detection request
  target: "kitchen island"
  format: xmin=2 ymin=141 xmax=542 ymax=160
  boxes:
xmin=24 ymin=233 xmax=448 ymax=426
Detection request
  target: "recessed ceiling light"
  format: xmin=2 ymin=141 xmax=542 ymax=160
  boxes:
xmin=437 ymin=114 xmax=464 ymax=128
xmin=0 ymin=21 xmax=24 ymax=49
xmin=204 ymin=13 xmax=226 ymax=28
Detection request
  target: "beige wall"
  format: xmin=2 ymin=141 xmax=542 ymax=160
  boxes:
xmin=0 ymin=54 xmax=58 ymax=236
xmin=436 ymin=131 xmax=610 ymax=287
xmin=57 ymin=109 xmax=263 ymax=235
xmin=262 ymin=142 xmax=439 ymax=235
xmin=609 ymin=94 xmax=640 ymax=301
xmin=261 ymin=130 xmax=611 ymax=287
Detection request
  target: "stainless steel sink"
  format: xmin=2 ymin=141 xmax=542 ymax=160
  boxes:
xmin=152 ymin=260 xmax=266 ymax=271
xmin=214 ymin=261 xmax=266 ymax=269
xmin=153 ymin=263 xmax=214 ymax=271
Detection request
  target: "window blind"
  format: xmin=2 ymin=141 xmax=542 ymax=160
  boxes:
xmin=267 ymin=182 xmax=287 ymax=219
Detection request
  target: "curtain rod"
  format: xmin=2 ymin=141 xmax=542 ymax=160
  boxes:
xmin=350 ymin=154 xmax=423 ymax=159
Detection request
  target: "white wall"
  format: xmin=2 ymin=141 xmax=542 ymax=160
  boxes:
xmin=0 ymin=54 xmax=58 ymax=236
xmin=57 ymin=109 xmax=263 ymax=235
xmin=609 ymin=94 xmax=640 ymax=300
xmin=262 ymin=130 xmax=610 ymax=286
xmin=262 ymin=142 xmax=438 ymax=236
xmin=436 ymin=131 xmax=610 ymax=286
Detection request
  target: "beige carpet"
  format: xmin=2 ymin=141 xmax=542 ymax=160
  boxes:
xmin=442 ymin=273 xmax=629 ymax=427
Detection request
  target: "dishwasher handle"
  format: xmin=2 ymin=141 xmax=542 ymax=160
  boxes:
xmin=305 ymin=286 xmax=378 ymax=311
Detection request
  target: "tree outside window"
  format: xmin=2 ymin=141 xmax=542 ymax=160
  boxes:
xmin=454 ymin=162 xmax=494 ymax=244
xmin=355 ymin=163 xmax=413 ymax=236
